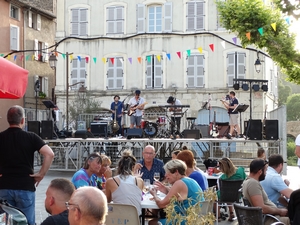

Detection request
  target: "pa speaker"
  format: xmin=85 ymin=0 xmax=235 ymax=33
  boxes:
xmin=183 ymin=129 xmax=201 ymax=139
xmin=265 ymin=120 xmax=278 ymax=140
xmin=28 ymin=121 xmax=40 ymax=136
xmin=41 ymin=120 xmax=53 ymax=140
xmin=90 ymin=122 xmax=110 ymax=137
xmin=194 ymin=125 xmax=210 ymax=138
xmin=75 ymin=130 xmax=87 ymax=139
xmin=125 ymin=128 xmax=143 ymax=139
xmin=246 ymin=119 xmax=262 ymax=140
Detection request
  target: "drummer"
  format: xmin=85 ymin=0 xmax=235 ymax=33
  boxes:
xmin=167 ymin=96 xmax=182 ymax=135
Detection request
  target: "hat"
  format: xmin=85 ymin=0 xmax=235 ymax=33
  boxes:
xmin=135 ymin=90 xmax=141 ymax=95
xmin=250 ymin=158 xmax=268 ymax=173
xmin=167 ymin=96 xmax=175 ymax=103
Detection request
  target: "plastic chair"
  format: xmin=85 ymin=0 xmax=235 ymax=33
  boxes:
xmin=106 ymin=203 xmax=140 ymax=225
xmin=0 ymin=199 xmax=28 ymax=225
xmin=233 ymin=203 xmax=285 ymax=225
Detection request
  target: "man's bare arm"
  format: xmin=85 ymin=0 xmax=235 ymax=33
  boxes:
xmin=250 ymin=195 xmax=288 ymax=216
xmin=295 ymin=145 xmax=300 ymax=158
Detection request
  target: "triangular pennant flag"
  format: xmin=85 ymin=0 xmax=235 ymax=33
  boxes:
xmin=176 ymin=52 xmax=181 ymax=59
xmin=128 ymin=57 xmax=132 ymax=64
xmin=55 ymin=52 xmax=58 ymax=57
xmin=85 ymin=56 xmax=89 ymax=63
xmin=285 ymin=17 xmax=290 ymax=25
xmin=0 ymin=54 xmax=4 ymax=57
xmin=232 ymin=37 xmax=237 ymax=45
xmin=209 ymin=44 xmax=214 ymax=52
xmin=32 ymin=55 xmax=35 ymax=60
xmin=102 ymin=58 xmax=106 ymax=64
xmin=119 ymin=58 xmax=123 ymax=64
xmin=20 ymin=55 xmax=24 ymax=61
xmin=156 ymin=55 xmax=161 ymax=62
xmin=77 ymin=56 xmax=81 ymax=61
xmin=271 ymin=23 xmax=276 ymax=31
xmin=186 ymin=50 xmax=191 ymax=57
xmin=246 ymin=32 xmax=251 ymax=40
xmin=110 ymin=58 xmax=114 ymax=64
xmin=14 ymin=55 xmax=17 ymax=61
xmin=62 ymin=53 xmax=66 ymax=59
xmin=137 ymin=57 xmax=142 ymax=63
xmin=166 ymin=53 xmax=171 ymax=60
xmin=221 ymin=41 xmax=225 ymax=49
xmin=258 ymin=27 xmax=264 ymax=36
xmin=93 ymin=57 xmax=97 ymax=63
xmin=146 ymin=55 xmax=151 ymax=63
xmin=198 ymin=47 xmax=203 ymax=53
xmin=7 ymin=55 xmax=11 ymax=60
xmin=26 ymin=55 xmax=30 ymax=61
xmin=70 ymin=55 xmax=74 ymax=60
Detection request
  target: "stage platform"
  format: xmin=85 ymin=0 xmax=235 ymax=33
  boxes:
xmin=39 ymin=137 xmax=281 ymax=171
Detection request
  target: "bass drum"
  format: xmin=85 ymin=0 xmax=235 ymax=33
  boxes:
xmin=143 ymin=122 xmax=158 ymax=138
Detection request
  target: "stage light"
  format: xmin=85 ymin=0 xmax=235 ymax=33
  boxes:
xmin=242 ymin=83 xmax=249 ymax=91
xmin=252 ymin=84 xmax=260 ymax=92
xmin=261 ymin=84 xmax=268 ymax=92
xmin=233 ymin=83 xmax=240 ymax=90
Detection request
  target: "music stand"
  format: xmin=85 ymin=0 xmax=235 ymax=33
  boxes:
xmin=232 ymin=104 xmax=249 ymax=138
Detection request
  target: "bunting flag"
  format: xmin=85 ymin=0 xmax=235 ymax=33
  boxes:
xmin=118 ymin=58 xmax=123 ymax=64
xmin=102 ymin=57 xmax=106 ymax=64
xmin=156 ymin=55 xmax=161 ymax=62
xmin=198 ymin=47 xmax=203 ymax=53
xmin=85 ymin=56 xmax=89 ymax=63
xmin=271 ymin=23 xmax=276 ymax=31
xmin=14 ymin=55 xmax=17 ymax=61
xmin=221 ymin=41 xmax=225 ymax=49
xmin=186 ymin=50 xmax=191 ymax=57
xmin=32 ymin=55 xmax=35 ymax=60
xmin=7 ymin=55 xmax=11 ymax=60
xmin=128 ymin=57 xmax=132 ymax=64
xmin=0 ymin=54 xmax=4 ymax=57
xmin=285 ymin=17 xmax=290 ymax=25
xmin=232 ymin=37 xmax=237 ymax=45
xmin=166 ymin=53 xmax=171 ymax=60
xmin=26 ymin=55 xmax=30 ymax=61
xmin=176 ymin=52 xmax=181 ymax=59
xmin=146 ymin=55 xmax=151 ymax=63
xmin=20 ymin=55 xmax=24 ymax=61
xmin=209 ymin=44 xmax=214 ymax=52
xmin=258 ymin=27 xmax=264 ymax=36
xmin=70 ymin=55 xmax=74 ymax=60
xmin=110 ymin=58 xmax=114 ymax=65
xmin=62 ymin=53 xmax=66 ymax=59
xmin=93 ymin=57 xmax=97 ymax=64
xmin=77 ymin=56 xmax=81 ymax=61
xmin=246 ymin=32 xmax=251 ymax=40
xmin=55 ymin=52 xmax=58 ymax=57
xmin=137 ymin=57 xmax=142 ymax=63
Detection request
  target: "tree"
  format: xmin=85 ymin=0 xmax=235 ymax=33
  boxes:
xmin=273 ymin=0 xmax=300 ymax=20
xmin=278 ymin=81 xmax=292 ymax=106
xmin=286 ymin=93 xmax=300 ymax=121
xmin=216 ymin=0 xmax=300 ymax=84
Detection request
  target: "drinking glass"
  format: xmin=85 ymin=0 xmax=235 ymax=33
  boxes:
xmin=154 ymin=172 xmax=160 ymax=182
xmin=143 ymin=179 xmax=150 ymax=194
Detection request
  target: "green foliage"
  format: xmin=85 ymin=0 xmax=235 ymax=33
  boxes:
xmin=287 ymin=156 xmax=297 ymax=166
xmin=273 ymin=0 xmax=300 ymax=20
xmin=286 ymin=93 xmax=300 ymax=120
xmin=38 ymin=91 xmax=46 ymax=98
xmin=278 ymin=82 xmax=292 ymax=106
xmin=287 ymin=141 xmax=296 ymax=158
xmin=216 ymin=0 xmax=300 ymax=84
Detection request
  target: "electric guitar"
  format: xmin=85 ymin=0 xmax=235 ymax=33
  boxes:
xmin=128 ymin=102 xmax=148 ymax=116
xmin=210 ymin=111 xmax=218 ymax=137
xmin=262 ymin=104 xmax=268 ymax=139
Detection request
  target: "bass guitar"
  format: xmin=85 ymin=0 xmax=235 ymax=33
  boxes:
xmin=210 ymin=111 xmax=218 ymax=137
xmin=128 ymin=102 xmax=148 ymax=116
xmin=111 ymin=105 xmax=120 ymax=133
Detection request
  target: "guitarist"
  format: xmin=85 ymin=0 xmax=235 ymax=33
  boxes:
xmin=128 ymin=90 xmax=145 ymax=128
xmin=110 ymin=95 xmax=123 ymax=135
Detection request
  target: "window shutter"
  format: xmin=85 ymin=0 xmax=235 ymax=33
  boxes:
xmin=10 ymin=26 xmax=18 ymax=50
xmin=116 ymin=57 xmax=123 ymax=88
xmin=71 ymin=9 xmax=79 ymax=35
xmin=71 ymin=59 xmax=82 ymax=88
xmin=146 ymin=56 xmax=152 ymax=88
xmin=44 ymin=43 xmax=49 ymax=62
xmin=28 ymin=11 xmax=32 ymax=27
xmin=79 ymin=9 xmax=87 ymax=36
xmin=107 ymin=58 xmax=114 ymax=89
xmin=154 ymin=56 xmax=162 ymax=88
xmin=186 ymin=2 xmax=195 ymax=30
xmin=196 ymin=55 xmax=205 ymax=87
xmin=164 ymin=2 xmax=172 ymax=32
xmin=37 ymin=14 xmax=41 ymax=31
xmin=196 ymin=2 xmax=204 ymax=30
xmin=227 ymin=53 xmax=235 ymax=87
xmin=116 ymin=6 xmax=124 ymax=33
xmin=107 ymin=7 xmax=115 ymax=33
xmin=186 ymin=55 xmax=195 ymax=87
xmin=34 ymin=39 xmax=38 ymax=60
xmin=237 ymin=52 xmax=246 ymax=79
xmin=137 ymin=4 xmax=145 ymax=33
xmin=33 ymin=75 xmax=39 ymax=96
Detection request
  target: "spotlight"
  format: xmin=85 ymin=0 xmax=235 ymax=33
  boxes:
xmin=233 ymin=83 xmax=240 ymax=90
xmin=242 ymin=83 xmax=249 ymax=91
xmin=261 ymin=84 xmax=268 ymax=92
xmin=252 ymin=84 xmax=260 ymax=92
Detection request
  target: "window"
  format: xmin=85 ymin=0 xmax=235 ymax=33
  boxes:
xmin=10 ymin=25 xmax=19 ymax=50
xmin=186 ymin=1 xmax=205 ymax=31
xmin=146 ymin=55 xmax=163 ymax=89
xmin=216 ymin=0 xmax=225 ymax=30
xmin=34 ymin=75 xmax=48 ymax=97
xmin=186 ymin=54 xmax=205 ymax=88
xmin=28 ymin=12 xmax=41 ymax=30
xmin=71 ymin=59 xmax=86 ymax=89
xmin=34 ymin=40 xmax=49 ymax=62
xmin=71 ymin=8 xmax=88 ymax=36
xmin=106 ymin=6 xmax=124 ymax=34
xmin=107 ymin=57 xmax=124 ymax=89
xmin=136 ymin=2 xmax=172 ymax=33
xmin=227 ymin=52 xmax=246 ymax=87
xmin=10 ymin=5 xmax=19 ymax=20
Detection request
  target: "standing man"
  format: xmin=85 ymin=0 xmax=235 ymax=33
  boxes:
xmin=167 ymin=96 xmax=182 ymax=136
xmin=110 ymin=95 xmax=123 ymax=135
xmin=0 ymin=105 xmax=54 ymax=225
xmin=42 ymin=178 xmax=75 ymax=225
xmin=294 ymin=134 xmax=300 ymax=158
xmin=128 ymin=90 xmax=146 ymax=128
xmin=221 ymin=91 xmax=240 ymax=139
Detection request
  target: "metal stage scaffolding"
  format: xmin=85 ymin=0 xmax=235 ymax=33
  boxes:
xmin=40 ymin=138 xmax=282 ymax=172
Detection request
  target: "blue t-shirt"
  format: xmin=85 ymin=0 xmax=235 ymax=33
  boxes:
xmin=189 ymin=170 xmax=208 ymax=191
xmin=71 ymin=168 xmax=97 ymax=189
xmin=138 ymin=158 xmax=165 ymax=184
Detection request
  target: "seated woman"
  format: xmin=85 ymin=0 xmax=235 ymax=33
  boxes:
xmin=95 ymin=155 xmax=112 ymax=190
xmin=149 ymin=159 xmax=203 ymax=225
xmin=217 ymin=157 xmax=246 ymax=221
xmin=105 ymin=150 xmax=143 ymax=215
xmin=71 ymin=152 xmax=102 ymax=189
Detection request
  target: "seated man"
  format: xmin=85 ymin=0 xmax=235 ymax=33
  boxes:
xmin=261 ymin=154 xmax=293 ymax=207
xmin=243 ymin=159 xmax=290 ymax=225
xmin=42 ymin=178 xmax=75 ymax=225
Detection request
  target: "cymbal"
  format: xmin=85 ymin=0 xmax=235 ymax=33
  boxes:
xmin=186 ymin=117 xmax=196 ymax=120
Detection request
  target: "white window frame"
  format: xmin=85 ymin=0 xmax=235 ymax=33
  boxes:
xmin=186 ymin=54 xmax=205 ymax=88
xmin=71 ymin=8 xmax=88 ymax=36
xmin=10 ymin=4 xmax=19 ymax=20
xmin=106 ymin=57 xmax=124 ymax=90
xmin=71 ymin=59 xmax=86 ymax=89
xmin=145 ymin=54 xmax=163 ymax=89
xmin=148 ymin=5 xmax=162 ymax=33
xmin=34 ymin=75 xmax=48 ymax=97
xmin=106 ymin=6 xmax=124 ymax=34
xmin=186 ymin=1 xmax=205 ymax=31
xmin=10 ymin=25 xmax=19 ymax=50
xmin=227 ymin=52 xmax=246 ymax=87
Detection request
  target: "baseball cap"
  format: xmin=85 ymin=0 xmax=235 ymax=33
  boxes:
xmin=167 ymin=96 xmax=174 ymax=103
xmin=250 ymin=158 xmax=268 ymax=173
xmin=135 ymin=90 xmax=141 ymax=95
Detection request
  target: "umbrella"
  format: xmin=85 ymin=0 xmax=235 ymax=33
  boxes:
xmin=0 ymin=57 xmax=28 ymax=99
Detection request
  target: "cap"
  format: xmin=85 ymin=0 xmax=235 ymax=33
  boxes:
xmin=135 ymin=90 xmax=141 ymax=95
xmin=167 ymin=96 xmax=174 ymax=103
xmin=250 ymin=158 xmax=268 ymax=173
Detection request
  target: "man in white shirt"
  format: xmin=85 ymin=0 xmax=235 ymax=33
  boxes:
xmin=128 ymin=90 xmax=146 ymax=128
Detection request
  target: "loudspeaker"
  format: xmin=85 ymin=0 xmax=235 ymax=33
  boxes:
xmin=41 ymin=120 xmax=53 ymax=140
xmin=246 ymin=119 xmax=262 ymax=140
xmin=75 ymin=130 xmax=87 ymax=139
xmin=265 ymin=120 xmax=278 ymax=140
xmin=28 ymin=121 xmax=40 ymax=136
xmin=90 ymin=123 xmax=109 ymax=137
xmin=194 ymin=125 xmax=210 ymax=138
xmin=124 ymin=128 xmax=143 ymax=139
xmin=183 ymin=129 xmax=201 ymax=139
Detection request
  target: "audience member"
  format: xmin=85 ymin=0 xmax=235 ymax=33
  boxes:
xmin=176 ymin=150 xmax=208 ymax=191
xmin=149 ymin=159 xmax=203 ymax=225
xmin=42 ymin=178 xmax=75 ymax=225
xmin=171 ymin=150 xmax=181 ymax=159
xmin=71 ymin=153 xmax=102 ymax=189
xmin=134 ymin=145 xmax=165 ymax=184
xmin=261 ymin=154 xmax=293 ymax=207
xmin=0 ymin=105 xmax=54 ymax=225
xmin=243 ymin=159 xmax=290 ymax=225
xmin=295 ymin=133 xmax=300 ymax=158
xmin=95 ymin=155 xmax=112 ymax=190
xmin=257 ymin=148 xmax=266 ymax=160
xmin=105 ymin=150 xmax=143 ymax=215
xmin=67 ymin=186 xmax=107 ymax=225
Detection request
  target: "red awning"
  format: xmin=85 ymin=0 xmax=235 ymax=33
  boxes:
xmin=0 ymin=57 xmax=28 ymax=99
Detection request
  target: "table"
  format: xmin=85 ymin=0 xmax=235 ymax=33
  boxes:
xmin=204 ymin=172 xmax=222 ymax=187
xmin=141 ymin=192 xmax=166 ymax=225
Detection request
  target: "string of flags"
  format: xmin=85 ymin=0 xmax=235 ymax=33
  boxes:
xmin=0 ymin=21 xmax=288 ymax=64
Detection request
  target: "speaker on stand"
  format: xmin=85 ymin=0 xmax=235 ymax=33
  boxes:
xmin=41 ymin=120 xmax=54 ymax=140
xmin=245 ymin=119 xmax=262 ymax=140
xmin=265 ymin=120 xmax=279 ymax=140
xmin=28 ymin=121 xmax=41 ymax=136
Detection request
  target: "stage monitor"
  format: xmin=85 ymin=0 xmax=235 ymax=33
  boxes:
xmin=90 ymin=122 xmax=108 ymax=137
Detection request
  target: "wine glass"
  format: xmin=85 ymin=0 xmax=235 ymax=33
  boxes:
xmin=154 ymin=172 xmax=160 ymax=182
xmin=143 ymin=179 xmax=150 ymax=194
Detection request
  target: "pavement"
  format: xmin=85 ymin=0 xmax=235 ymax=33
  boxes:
xmin=33 ymin=166 xmax=300 ymax=225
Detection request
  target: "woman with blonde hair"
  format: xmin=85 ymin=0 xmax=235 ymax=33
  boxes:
xmin=95 ymin=155 xmax=112 ymax=190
